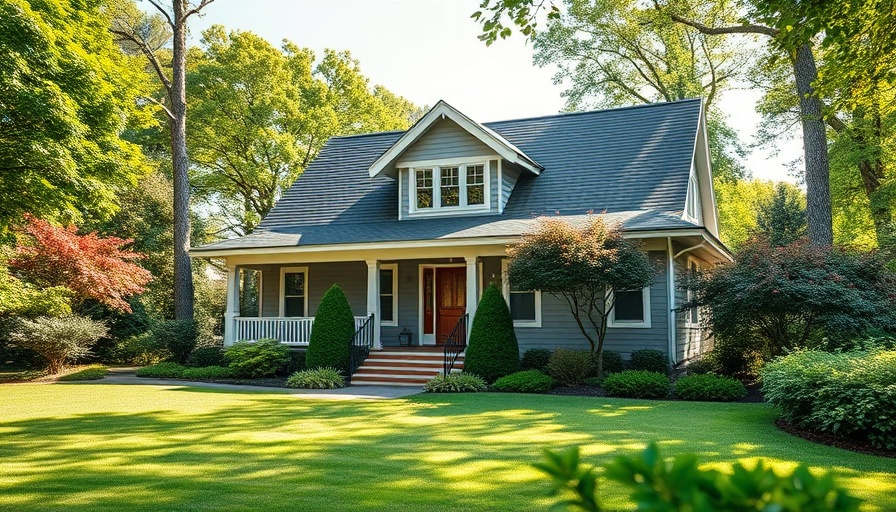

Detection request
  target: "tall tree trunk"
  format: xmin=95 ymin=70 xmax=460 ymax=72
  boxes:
xmin=171 ymin=0 xmax=194 ymax=320
xmin=793 ymin=44 xmax=833 ymax=246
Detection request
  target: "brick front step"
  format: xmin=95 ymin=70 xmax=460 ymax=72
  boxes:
xmin=350 ymin=348 xmax=464 ymax=386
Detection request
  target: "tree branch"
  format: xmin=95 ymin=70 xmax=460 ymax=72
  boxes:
xmin=110 ymin=29 xmax=172 ymax=94
xmin=183 ymin=0 xmax=216 ymax=22
xmin=145 ymin=0 xmax=174 ymax=28
xmin=667 ymin=13 xmax=779 ymax=38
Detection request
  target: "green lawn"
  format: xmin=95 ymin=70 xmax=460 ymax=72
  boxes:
xmin=1 ymin=384 xmax=894 ymax=511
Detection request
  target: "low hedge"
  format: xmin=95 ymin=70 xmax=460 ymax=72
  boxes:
xmin=181 ymin=366 xmax=233 ymax=380
xmin=674 ymin=374 xmax=747 ymax=402
xmin=136 ymin=362 xmax=186 ymax=379
xmin=521 ymin=348 xmax=552 ymax=372
xmin=762 ymin=348 xmax=896 ymax=450
xmin=602 ymin=370 xmax=670 ymax=399
xmin=547 ymin=349 xmax=596 ymax=386
xmin=629 ymin=349 xmax=669 ymax=375
xmin=57 ymin=365 xmax=107 ymax=381
xmin=423 ymin=373 xmax=488 ymax=393
xmin=492 ymin=370 xmax=556 ymax=393
xmin=185 ymin=347 xmax=225 ymax=368
xmin=286 ymin=367 xmax=345 ymax=389
xmin=224 ymin=339 xmax=290 ymax=378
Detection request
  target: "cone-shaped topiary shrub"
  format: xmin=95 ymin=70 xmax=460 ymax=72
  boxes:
xmin=463 ymin=284 xmax=519 ymax=383
xmin=305 ymin=284 xmax=355 ymax=375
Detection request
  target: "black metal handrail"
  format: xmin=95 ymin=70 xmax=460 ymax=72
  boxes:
xmin=443 ymin=313 xmax=468 ymax=376
xmin=348 ymin=313 xmax=374 ymax=382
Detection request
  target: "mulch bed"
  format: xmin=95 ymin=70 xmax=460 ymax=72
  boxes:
xmin=545 ymin=383 xmax=764 ymax=403
xmin=775 ymin=419 xmax=896 ymax=459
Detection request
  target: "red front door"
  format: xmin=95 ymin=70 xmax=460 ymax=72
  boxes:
xmin=435 ymin=267 xmax=466 ymax=344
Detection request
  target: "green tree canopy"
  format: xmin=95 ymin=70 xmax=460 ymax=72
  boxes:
xmin=754 ymin=182 xmax=807 ymax=246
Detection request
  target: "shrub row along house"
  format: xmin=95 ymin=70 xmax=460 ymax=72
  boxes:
xmin=191 ymin=99 xmax=731 ymax=384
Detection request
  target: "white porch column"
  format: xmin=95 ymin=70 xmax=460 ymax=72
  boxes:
xmin=465 ymin=256 xmax=478 ymax=335
xmin=366 ymin=260 xmax=382 ymax=350
xmin=223 ymin=265 xmax=240 ymax=346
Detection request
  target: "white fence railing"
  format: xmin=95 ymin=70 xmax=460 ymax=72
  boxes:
xmin=233 ymin=316 xmax=370 ymax=346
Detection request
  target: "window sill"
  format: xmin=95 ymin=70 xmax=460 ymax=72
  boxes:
xmin=513 ymin=320 xmax=541 ymax=328
xmin=407 ymin=206 xmax=491 ymax=218
xmin=381 ymin=321 xmax=398 ymax=327
xmin=607 ymin=322 xmax=652 ymax=329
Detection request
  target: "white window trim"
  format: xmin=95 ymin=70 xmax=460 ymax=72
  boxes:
xmin=239 ymin=268 xmax=263 ymax=317
xmin=683 ymin=170 xmax=701 ymax=224
xmin=279 ymin=266 xmax=309 ymax=318
xmin=379 ymin=263 xmax=398 ymax=326
xmin=607 ymin=286 xmax=652 ymax=329
xmin=501 ymin=260 xmax=542 ymax=328
xmin=407 ymin=158 xmax=492 ymax=216
xmin=686 ymin=257 xmax=701 ymax=327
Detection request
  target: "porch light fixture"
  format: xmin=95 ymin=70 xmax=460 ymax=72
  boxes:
xmin=399 ymin=328 xmax=413 ymax=347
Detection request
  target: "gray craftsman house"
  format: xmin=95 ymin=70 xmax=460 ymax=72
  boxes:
xmin=192 ymin=99 xmax=731 ymax=385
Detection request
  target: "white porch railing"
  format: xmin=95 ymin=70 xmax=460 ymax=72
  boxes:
xmin=233 ymin=316 xmax=370 ymax=346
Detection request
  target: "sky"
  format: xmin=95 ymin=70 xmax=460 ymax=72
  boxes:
xmin=171 ymin=0 xmax=801 ymax=182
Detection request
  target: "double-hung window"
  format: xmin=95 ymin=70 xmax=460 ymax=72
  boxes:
xmin=379 ymin=264 xmax=398 ymax=326
xmin=412 ymin=162 xmax=488 ymax=212
xmin=608 ymin=286 xmax=651 ymax=328
xmin=280 ymin=267 xmax=308 ymax=317
xmin=501 ymin=260 xmax=541 ymax=327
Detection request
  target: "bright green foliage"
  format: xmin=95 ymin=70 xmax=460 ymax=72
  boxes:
xmin=464 ymin=285 xmax=519 ymax=383
xmin=286 ymin=367 xmax=346 ymax=389
xmin=520 ymin=348 xmax=552 ymax=372
xmin=538 ymin=444 xmax=862 ymax=512
xmin=305 ymin=285 xmax=354 ymax=374
xmin=755 ymin=182 xmax=808 ymax=246
xmin=0 ymin=260 xmax=71 ymax=318
xmin=151 ymin=320 xmax=197 ymax=364
xmin=683 ymin=238 xmax=896 ymax=356
xmin=9 ymin=315 xmax=108 ymax=374
xmin=602 ymin=371 xmax=670 ymax=399
xmin=547 ymin=349 xmax=597 ymax=387
xmin=181 ymin=366 xmax=233 ymax=380
xmin=629 ymin=349 xmax=669 ymax=375
xmin=492 ymin=370 xmax=556 ymax=393
xmin=423 ymin=373 xmax=488 ymax=393
xmin=0 ymin=0 xmax=152 ymax=232
xmin=762 ymin=349 xmax=896 ymax=449
xmin=185 ymin=347 xmax=225 ymax=368
xmin=56 ymin=365 xmax=107 ymax=381
xmin=673 ymin=374 xmax=747 ymax=402
xmin=508 ymin=216 xmax=654 ymax=376
xmin=223 ymin=339 xmax=290 ymax=379
xmin=107 ymin=332 xmax=168 ymax=366
xmin=135 ymin=362 xmax=186 ymax=379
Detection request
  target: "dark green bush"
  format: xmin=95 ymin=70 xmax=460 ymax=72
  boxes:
xmin=602 ymin=370 xmax=670 ymax=399
xmin=181 ymin=366 xmax=233 ymax=380
xmin=185 ymin=346 xmax=225 ymax=368
xmin=9 ymin=315 xmax=108 ymax=374
xmin=674 ymin=374 xmax=747 ymax=402
xmin=423 ymin=373 xmax=488 ymax=393
xmin=537 ymin=444 xmax=861 ymax=512
xmin=602 ymin=351 xmax=624 ymax=374
xmin=152 ymin=320 xmax=197 ymax=364
xmin=464 ymin=285 xmax=520 ymax=383
xmin=283 ymin=350 xmax=306 ymax=375
xmin=712 ymin=334 xmax=765 ymax=382
xmin=492 ymin=370 xmax=556 ymax=393
xmin=224 ymin=339 xmax=290 ymax=379
xmin=546 ymin=349 xmax=596 ymax=386
xmin=763 ymin=349 xmax=896 ymax=449
xmin=684 ymin=354 xmax=719 ymax=376
xmin=629 ymin=349 xmax=669 ymax=375
xmin=520 ymin=348 xmax=552 ymax=372
xmin=107 ymin=332 xmax=167 ymax=366
xmin=305 ymin=285 xmax=354 ymax=374
xmin=136 ymin=362 xmax=186 ymax=379
xmin=57 ymin=365 xmax=107 ymax=381
xmin=583 ymin=376 xmax=603 ymax=386
xmin=286 ymin=367 xmax=345 ymax=389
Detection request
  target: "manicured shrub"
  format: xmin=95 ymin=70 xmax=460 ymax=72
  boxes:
xmin=684 ymin=354 xmax=719 ymax=376
xmin=521 ymin=348 xmax=552 ymax=372
xmin=492 ymin=370 xmax=556 ymax=393
xmin=629 ymin=349 xmax=669 ymax=375
xmin=181 ymin=365 xmax=233 ymax=380
xmin=9 ymin=315 xmax=108 ymax=374
xmin=674 ymin=374 xmax=747 ymax=402
xmin=305 ymin=285 xmax=354 ymax=374
xmin=283 ymin=350 xmax=306 ymax=375
xmin=423 ymin=373 xmax=488 ymax=393
xmin=583 ymin=376 xmax=603 ymax=386
xmin=602 ymin=370 xmax=670 ymax=399
xmin=185 ymin=346 xmax=225 ymax=368
xmin=464 ymin=285 xmax=520 ymax=383
xmin=602 ymin=351 xmax=624 ymax=374
xmin=546 ymin=349 xmax=596 ymax=386
xmin=286 ymin=367 xmax=346 ymax=389
xmin=152 ymin=320 xmax=197 ymax=364
xmin=57 ymin=365 xmax=107 ymax=381
xmin=136 ymin=362 xmax=186 ymax=379
xmin=108 ymin=332 xmax=168 ymax=366
xmin=763 ymin=349 xmax=896 ymax=449
xmin=224 ymin=339 xmax=290 ymax=379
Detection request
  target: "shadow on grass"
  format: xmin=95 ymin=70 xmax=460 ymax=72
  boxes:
xmin=1 ymin=386 xmax=894 ymax=512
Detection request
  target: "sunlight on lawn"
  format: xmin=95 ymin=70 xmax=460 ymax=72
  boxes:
xmin=1 ymin=384 xmax=894 ymax=511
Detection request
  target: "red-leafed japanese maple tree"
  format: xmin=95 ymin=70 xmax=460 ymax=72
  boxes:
xmin=11 ymin=215 xmax=152 ymax=313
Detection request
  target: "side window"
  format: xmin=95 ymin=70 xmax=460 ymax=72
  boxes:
xmin=281 ymin=268 xmax=307 ymax=317
xmin=379 ymin=264 xmax=398 ymax=326
xmin=608 ymin=286 xmax=651 ymax=328
xmin=501 ymin=260 xmax=541 ymax=327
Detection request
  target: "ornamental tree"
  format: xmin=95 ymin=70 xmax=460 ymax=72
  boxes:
xmin=681 ymin=238 xmax=896 ymax=357
xmin=464 ymin=285 xmax=520 ymax=383
xmin=11 ymin=215 xmax=152 ymax=313
xmin=507 ymin=216 xmax=654 ymax=376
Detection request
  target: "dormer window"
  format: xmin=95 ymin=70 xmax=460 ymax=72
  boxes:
xmin=410 ymin=161 xmax=490 ymax=214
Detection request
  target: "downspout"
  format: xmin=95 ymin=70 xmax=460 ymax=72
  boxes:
xmin=667 ymin=238 xmax=708 ymax=367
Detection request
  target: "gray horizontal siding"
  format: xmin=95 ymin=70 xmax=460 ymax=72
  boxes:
xmin=254 ymin=262 xmax=367 ymax=318
xmin=675 ymin=256 xmax=710 ymax=363
xmin=400 ymin=118 xmax=493 ymax=162
xmin=501 ymin=162 xmax=522 ymax=212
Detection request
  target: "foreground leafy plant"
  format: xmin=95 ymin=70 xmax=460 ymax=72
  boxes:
xmin=537 ymin=444 xmax=861 ymax=511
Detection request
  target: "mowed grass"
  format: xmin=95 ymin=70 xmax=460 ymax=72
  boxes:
xmin=1 ymin=384 xmax=894 ymax=511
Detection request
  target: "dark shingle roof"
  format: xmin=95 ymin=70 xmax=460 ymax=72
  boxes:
xmin=195 ymin=99 xmax=703 ymax=252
